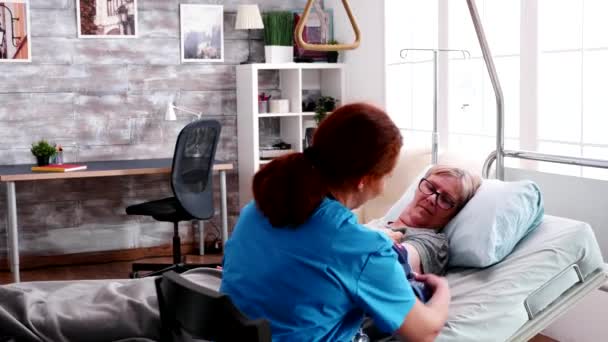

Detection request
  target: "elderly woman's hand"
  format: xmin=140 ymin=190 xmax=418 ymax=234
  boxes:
xmin=386 ymin=230 xmax=404 ymax=244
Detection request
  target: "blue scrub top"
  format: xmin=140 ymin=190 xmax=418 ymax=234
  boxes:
xmin=221 ymin=198 xmax=416 ymax=342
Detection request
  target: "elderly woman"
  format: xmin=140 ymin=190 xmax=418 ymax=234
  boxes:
xmin=368 ymin=165 xmax=481 ymax=276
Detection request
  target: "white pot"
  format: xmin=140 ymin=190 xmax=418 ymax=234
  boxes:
xmin=264 ymin=46 xmax=293 ymax=64
xmin=269 ymin=99 xmax=290 ymax=113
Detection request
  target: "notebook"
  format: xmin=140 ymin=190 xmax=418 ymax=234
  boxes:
xmin=31 ymin=164 xmax=88 ymax=172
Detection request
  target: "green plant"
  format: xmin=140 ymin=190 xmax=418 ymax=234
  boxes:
xmin=263 ymin=11 xmax=294 ymax=46
xmin=314 ymin=96 xmax=337 ymax=125
xmin=30 ymin=140 xmax=57 ymax=158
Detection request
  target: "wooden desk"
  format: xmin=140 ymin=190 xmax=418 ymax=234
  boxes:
xmin=0 ymin=158 xmax=233 ymax=283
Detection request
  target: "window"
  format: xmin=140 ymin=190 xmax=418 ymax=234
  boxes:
xmin=536 ymin=0 xmax=608 ymax=180
xmin=386 ymin=0 xmax=520 ymax=163
xmin=386 ymin=0 xmax=608 ymax=180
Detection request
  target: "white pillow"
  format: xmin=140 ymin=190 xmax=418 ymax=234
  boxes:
xmin=383 ymin=170 xmax=544 ymax=268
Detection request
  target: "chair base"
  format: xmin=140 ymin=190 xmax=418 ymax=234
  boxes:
xmin=131 ymin=262 xmax=222 ymax=278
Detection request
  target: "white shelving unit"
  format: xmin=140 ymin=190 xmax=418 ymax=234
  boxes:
xmin=236 ymin=63 xmax=346 ymax=207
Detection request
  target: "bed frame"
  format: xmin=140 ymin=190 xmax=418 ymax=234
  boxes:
xmin=462 ymin=1 xmax=608 ymax=340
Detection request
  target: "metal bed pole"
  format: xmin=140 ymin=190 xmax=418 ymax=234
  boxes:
xmin=466 ymin=0 xmax=505 ymax=180
xmin=432 ymin=50 xmax=439 ymax=165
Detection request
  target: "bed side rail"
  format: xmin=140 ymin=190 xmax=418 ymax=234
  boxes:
xmin=482 ymin=150 xmax=608 ymax=179
xmin=508 ymin=267 xmax=608 ymax=342
xmin=524 ymin=263 xmax=584 ymax=320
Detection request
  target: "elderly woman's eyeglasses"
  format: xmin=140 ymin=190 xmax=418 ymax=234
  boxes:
xmin=418 ymin=178 xmax=457 ymax=210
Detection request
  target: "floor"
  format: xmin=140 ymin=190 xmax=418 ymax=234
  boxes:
xmin=0 ymin=254 xmax=222 ymax=284
xmin=0 ymin=257 xmax=558 ymax=342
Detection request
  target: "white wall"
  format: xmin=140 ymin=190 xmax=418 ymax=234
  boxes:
xmin=327 ymin=0 xmax=386 ymax=108
xmin=506 ymin=167 xmax=608 ymax=342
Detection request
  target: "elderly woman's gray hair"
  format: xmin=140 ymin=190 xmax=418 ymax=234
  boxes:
xmin=424 ymin=165 xmax=481 ymax=206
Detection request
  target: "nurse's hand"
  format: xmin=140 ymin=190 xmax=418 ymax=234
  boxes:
xmin=415 ymin=273 xmax=450 ymax=299
xmin=396 ymin=273 xmax=451 ymax=341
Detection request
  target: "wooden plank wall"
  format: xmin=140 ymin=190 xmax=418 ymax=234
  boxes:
xmin=0 ymin=0 xmax=306 ymax=256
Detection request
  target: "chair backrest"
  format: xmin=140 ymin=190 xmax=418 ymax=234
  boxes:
xmin=155 ymin=270 xmax=272 ymax=342
xmin=171 ymin=120 xmax=221 ymax=220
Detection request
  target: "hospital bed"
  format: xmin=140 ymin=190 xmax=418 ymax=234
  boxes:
xmin=438 ymin=216 xmax=605 ymax=341
xmin=1 ymin=1 xmax=607 ymax=341
xmin=441 ymin=1 xmax=608 ymax=340
xmin=358 ymin=146 xmax=607 ymax=342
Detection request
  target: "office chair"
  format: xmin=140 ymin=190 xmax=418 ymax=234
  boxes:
xmin=126 ymin=120 xmax=222 ymax=278
xmin=155 ymin=270 xmax=272 ymax=342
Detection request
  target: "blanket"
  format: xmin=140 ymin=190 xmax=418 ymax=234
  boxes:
xmin=0 ymin=268 xmax=221 ymax=342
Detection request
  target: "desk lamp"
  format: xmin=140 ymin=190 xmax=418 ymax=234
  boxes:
xmin=235 ymin=4 xmax=264 ymax=64
xmin=165 ymin=101 xmax=202 ymax=121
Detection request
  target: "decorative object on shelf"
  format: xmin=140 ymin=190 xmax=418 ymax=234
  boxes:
xmin=314 ymin=96 xmax=337 ymax=125
xmin=292 ymin=6 xmax=333 ymax=62
xmin=30 ymin=140 xmax=57 ymax=166
xmin=258 ymin=92 xmax=271 ymax=113
xmin=327 ymin=40 xmax=339 ymax=63
xmin=303 ymin=100 xmax=316 ymax=112
xmin=0 ymin=1 xmax=31 ymax=62
xmin=165 ymin=100 xmax=203 ymax=121
xmin=304 ymin=127 xmax=315 ymax=148
xmin=262 ymin=11 xmax=293 ymax=63
xmin=235 ymin=4 xmax=264 ymax=64
xmin=53 ymin=144 xmax=64 ymax=165
xmin=269 ymin=99 xmax=289 ymax=113
xmin=260 ymin=141 xmax=293 ymax=159
xmin=181 ymin=4 xmax=224 ymax=63
xmin=258 ymin=100 xmax=268 ymax=113
xmin=295 ymin=0 xmax=360 ymax=52
xmin=77 ymin=0 xmax=137 ymax=38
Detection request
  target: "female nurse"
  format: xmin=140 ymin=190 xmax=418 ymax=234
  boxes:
xmin=221 ymin=103 xmax=450 ymax=342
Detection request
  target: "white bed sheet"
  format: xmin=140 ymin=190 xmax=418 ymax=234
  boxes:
xmin=437 ymin=215 xmax=605 ymax=342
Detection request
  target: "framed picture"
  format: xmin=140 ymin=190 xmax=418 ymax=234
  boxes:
xmin=180 ymin=4 xmax=224 ymax=63
xmin=292 ymin=7 xmax=334 ymax=62
xmin=0 ymin=0 xmax=31 ymax=62
xmin=77 ymin=0 xmax=138 ymax=38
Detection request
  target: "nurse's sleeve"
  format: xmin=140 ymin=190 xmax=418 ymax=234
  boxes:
xmin=354 ymin=246 xmax=416 ymax=333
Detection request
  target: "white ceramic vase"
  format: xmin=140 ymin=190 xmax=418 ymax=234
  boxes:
xmin=264 ymin=46 xmax=293 ymax=64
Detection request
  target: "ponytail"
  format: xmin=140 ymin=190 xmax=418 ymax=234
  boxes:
xmin=253 ymin=102 xmax=403 ymax=228
xmin=253 ymin=152 xmax=327 ymax=227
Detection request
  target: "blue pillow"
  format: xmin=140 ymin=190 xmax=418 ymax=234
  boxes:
xmin=443 ymin=179 xmax=544 ymax=268
xmin=383 ymin=175 xmax=544 ymax=268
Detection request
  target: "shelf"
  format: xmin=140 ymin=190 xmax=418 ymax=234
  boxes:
xmin=238 ymin=63 xmax=345 ymax=71
xmin=237 ymin=61 xmax=345 ymax=208
xmin=258 ymin=112 xmax=302 ymax=118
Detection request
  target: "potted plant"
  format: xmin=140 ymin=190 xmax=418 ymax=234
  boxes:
xmin=314 ymin=96 xmax=337 ymax=125
xmin=327 ymin=40 xmax=339 ymax=63
xmin=263 ymin=11 xmax=294 ymax=63
xmin=31 ymin=140 xmax=57 ymax=166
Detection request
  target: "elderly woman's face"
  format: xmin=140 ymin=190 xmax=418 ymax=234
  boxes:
xmin=400 ymin=174 xmax=463 ymax=229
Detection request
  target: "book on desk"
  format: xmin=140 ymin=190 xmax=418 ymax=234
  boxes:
xmin=31 ymin=164 xmax=88 ymax=172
